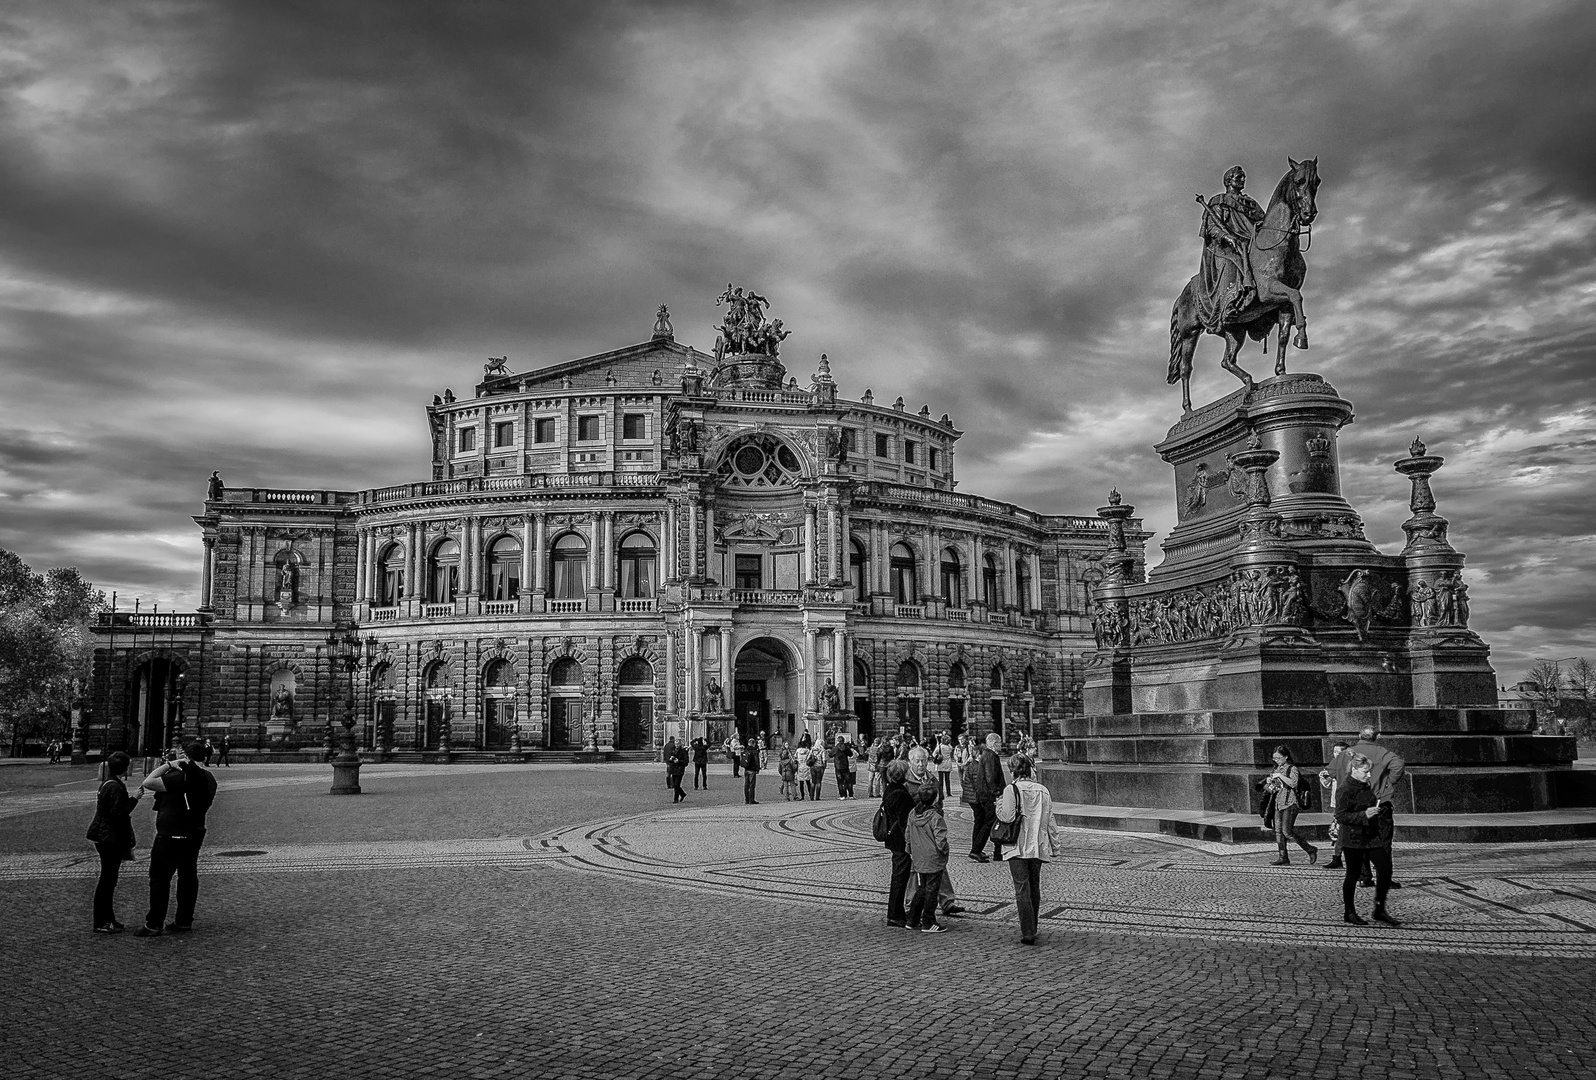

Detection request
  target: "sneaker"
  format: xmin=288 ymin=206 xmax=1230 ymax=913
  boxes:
xmin=93 ymin=924 xmax=121 ymax=935
xmin=920 ymin=924 xmax=947 ymax=934
xmin=968 ymin=853 xmax=989 ymax=863
xmin=133 ymin=925 xmax=162 ymax=938
xmin=164 ymin=923 xmax=191 ymax=934
xmin=1343 ymin=911 xmax=1368 ymax=926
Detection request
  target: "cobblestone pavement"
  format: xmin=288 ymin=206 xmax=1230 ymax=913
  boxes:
xmin=4 ymin=762 xmax=1594 ymax=1079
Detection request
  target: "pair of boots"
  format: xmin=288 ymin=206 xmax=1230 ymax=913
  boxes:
xmin=1344 ymin=906 xmax=1398 ymax=926
xmin=1270 ymin=843 xmax=1318 ymax=866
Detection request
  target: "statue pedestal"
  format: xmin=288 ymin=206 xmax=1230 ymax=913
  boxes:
xmin=1057 ymin=374 xmax=1577 ymax=819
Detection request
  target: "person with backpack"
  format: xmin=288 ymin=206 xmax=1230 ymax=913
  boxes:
xmin=778 ymin=741 xmax=799 ymax=800
xmin=135 ymin=739 xmax=218 ymax=936
xmin=904 ymin=784 xmax=950 ymax=933
xmin=85 ymin=751 xmax=143 ymax=934
xmin=807 ymin=741 xmax=827 ymax=800
xmin=933 ymin=734 xmax=954 ymax=797
xmin=878 ymin=759 xmax=915 ymax=928
xmin=1263 ymin=744 xmax=1318 ymax=865
xmin=995 ymin=753 xmax=1058 ymax=945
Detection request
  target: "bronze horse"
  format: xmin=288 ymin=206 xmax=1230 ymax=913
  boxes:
xmin=1168 ymin=158 xmax=1320 ymax=412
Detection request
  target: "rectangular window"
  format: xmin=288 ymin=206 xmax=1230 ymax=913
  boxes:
xmin=735 ymin=554 xmax=762 ymax=591
xmin=929 ymin=447 xmax=941 ymax=470
xmin=842 ymin=429 xmax=857 ymax=453
xmin=457 ymin=427 xmax=476 ymax=453
xmin=875 ymin=433 xmax=890 ymax=458
xmin=904 ymin=440 xmax=917 ymax=464
xmin=494 ymin=421 xmax=514 ymax=448
xmin=533 ymin=418 xmax=555 ymax=443
xmin=577 ymin=416 xmax=600 ymax=442
xmin=622 ymin=413 xmax=646 ymax=440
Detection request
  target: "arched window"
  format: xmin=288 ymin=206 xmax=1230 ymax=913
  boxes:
xmin=1015 ymin=556 xmax=1032 ymax=614
xmin=849 ymin=538 xmax=868 ymax=600
xmin=991 ymin=664 xmax=1005 ymax=691
xmin=1023 ymin=666 xmax=1035 ymax=693
xmin=550 ymin=533 xmax=589 ymax=599
xmin=940 ymin=547 xmax=962 ymax=607
xmin=890 ymin=543 xmax=918 ymax=605
xmin=487 ymin=537 xmax=521 ymax=601
xmin=948 ymin=662 xmax=966 ymax=690
xmin=982 ymin=553 xmax=1000 ymax=609
xmin=376 ymin=544 xmax=405 ymax=605
xmin=424 ymin=660 xmax=451 ymax=690
xmin=619 ymin=657 xmax=653 ymax=685
xmin=896 ymin=661 xmax=921 ymax=689
xmin=853 ymin=657 xmax=870 ymax=695
xmin=989 ymin=664 xmax=1005 ymax=733
xmin=617 ymin=532 xmax=657 ymax=599
xmin=429 ymin=539 xmax=460 ymax=603
xmin=549 ymin=657 xmax=583 ymax=686
xmin=484 ymin=659 xmax=515 ymax=688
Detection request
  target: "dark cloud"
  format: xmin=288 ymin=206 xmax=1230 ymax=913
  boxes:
xmin=2 ymin=0 xmax=1594 ymax=680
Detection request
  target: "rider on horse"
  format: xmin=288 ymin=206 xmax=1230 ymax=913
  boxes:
xmin=1196 ymin=166 xmax=1266 ymax=330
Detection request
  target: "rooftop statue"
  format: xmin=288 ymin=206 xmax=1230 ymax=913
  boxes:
xmin=713 ymin=283 xmax=791 ymax=362
xmin=1168 ymin=158 xmax=1321 ymax=412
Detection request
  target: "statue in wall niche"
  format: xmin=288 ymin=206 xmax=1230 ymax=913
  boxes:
xmin=818 ymin=678 xmax=842 ymax=716
xmin=704 ymin=678 xmax=725 ymax=713
xmin=272 ymin=685 xmax=295 ymax=720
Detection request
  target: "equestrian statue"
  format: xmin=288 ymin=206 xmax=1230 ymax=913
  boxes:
xmin=1168 ymin=158 xmax=1320 ymax=413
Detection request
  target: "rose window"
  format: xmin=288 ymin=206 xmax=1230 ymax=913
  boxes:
xmin=716 ymin=434 xmax=804 ymax=488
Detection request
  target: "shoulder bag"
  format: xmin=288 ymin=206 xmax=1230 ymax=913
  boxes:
xmin=990 ymin=782 xmax=1024 ymax=845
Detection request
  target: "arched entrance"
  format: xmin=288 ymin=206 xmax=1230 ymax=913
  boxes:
xmin=852 ymin=657 xmax=873 ymax=741
xmin=547 ymin=657 xmax=584 ymax=749
xmin=422 ymin=661 xmax=455 ymax=750
xmin=733 ymin=637 xmax=800 ymax=743
xmin=483 ymin=659 xmax=516 ymax=750
xmin=616 ymin=657 xmax=653 ymax=750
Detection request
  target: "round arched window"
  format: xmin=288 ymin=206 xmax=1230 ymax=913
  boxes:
xmin=716 ymin=434 xmax=804 ymax=489
xmin=549 ymin=657 xmax=583 ymax=686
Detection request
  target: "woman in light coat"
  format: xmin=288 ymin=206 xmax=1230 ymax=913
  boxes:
xmin=994 ymin=753 xmax=1059 ymax=946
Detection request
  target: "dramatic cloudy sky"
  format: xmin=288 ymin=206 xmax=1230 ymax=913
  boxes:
xmin=3 ymin=1 xmax=1593 ymax=680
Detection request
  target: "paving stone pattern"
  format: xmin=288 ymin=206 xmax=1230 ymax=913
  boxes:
xmin=3 ymin=762 xmax=1594 ymax=1079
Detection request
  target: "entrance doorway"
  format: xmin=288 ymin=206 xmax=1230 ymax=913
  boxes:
xmin=732 ymin=638 xmax=798 ymax=744
xmin=548 ymin=656 xmax=584 ymax=749
xmin=616 ymin=657 xmax=654 ymax=750
xmin=128 ymin=658 xmax=183 ymax=758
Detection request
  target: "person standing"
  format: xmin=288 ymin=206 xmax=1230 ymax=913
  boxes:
xmin=1348 ymin=726 xmax=1406 ymax=890
xmin=972 ymin=733 xmax=1005 ymax=861
xmin=1319 ymin=740 xmax=1351 ymax=870
xmin=742 ymin=736 xmax=761 ymax=804
xmin=934 ymin=734 xmax=954 ymax=797
xmin=666 ymin=738 xmax=689 ymax=803
xmin=1335 ymin=753 xmax=1397 ymax=925
xmin=214 ymin=734 xmax=232 ymax=768
xmin=778 ymin=740 xmax=798 ymax=800
xmin=728 ymin=733 xmax=743 ymax=777
xmin=995 ymin=753 xmax=1058 ymax=946
xmin=866 ymin=737 xmax=885 ymax=798
xmin=85 ymin=751 xmax=142 ymax=934
xmin=135 ymin=740 xmax=218 ymax=937
xmin=833 ymin=735 xmax=855 ymax=800
xmin=1263 ymin=745 xmax=1318 ymax=865
xmin=904 ymin=785 xmax=949 ymax=934
xmin=880 ymin=759 xmax=915 ymax=928
xmin=691 ymin=736 xmax=710 ymax=790
xmin=808 ymin=742 xmax=827 ymax=800
xmin=959 ymin=742 xmax=990 ymax=861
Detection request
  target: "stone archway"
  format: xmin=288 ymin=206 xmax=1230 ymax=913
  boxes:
xmin=732 ymin=637 xmax=800 ymax=743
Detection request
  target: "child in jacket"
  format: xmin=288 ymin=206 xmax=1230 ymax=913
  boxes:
xmin=904 ymin=785 xmax=950 ymax=932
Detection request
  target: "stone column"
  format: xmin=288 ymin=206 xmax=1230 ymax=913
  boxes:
xmin=690 ymin=627 xmax=704 ymax=713
xmin=804 ymin=503 xmax=818 ymax=584
xmin=664 ymin=628 xmax=677 ymax=716
xmin=803 ymin=626 xmax=818 ymax=723
xmin=520 ymin=518 xmax=533 ymax=600
xmin=200 ymin=536 xmax=216 ymax=611
xmin=718 ymin=629 xmax=732 ymax=711
xmin=827 ymin=503 xmax=840 ymax=584
xmin=688 ymin=499 xmax=700 ymax=582
xmin=1002 ymin=539 xmax=1016 ymax=609
xmin=836 ymin=627 xmax=850 ymax=705
xmin=532 ymin=513 xmax=547 ymax=593
xmin=599 ymin=510 xmax=614 ymax=591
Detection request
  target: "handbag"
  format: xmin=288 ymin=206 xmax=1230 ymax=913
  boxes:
xmin=991 ymin=783 xmax=1023 ymax=845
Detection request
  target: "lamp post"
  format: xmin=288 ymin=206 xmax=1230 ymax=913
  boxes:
xmin=327 ymin=627 xmax=363 ymax=794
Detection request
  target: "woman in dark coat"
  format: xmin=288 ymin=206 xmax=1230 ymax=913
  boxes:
xmin=664 ymin=738 xmax=689 ymax=803
xmin=86 ymin=751 xmax=142 ymax=933
xmin=880 ymin=759 xmax=916 ymax=928
xmin=1335 ymin=753 xmax=1396 ymax=925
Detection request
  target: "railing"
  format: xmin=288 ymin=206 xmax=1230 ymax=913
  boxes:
xmin=482 ymin=600 xmax=518 ymax=615
xmin=946 ymin=608 xmax=971 ymax=621
xmin=730 ymin=589 xmax=802 ymax=607
xmin=619 ymin=598 xmax=656 ymax=613
xmin=95 ymin=611 xmax=212 ymax=628
xmin=895 ymin=604 xmax=925 ymax=618
xmin=423 ymin=603 xmax=456 ymax=618
xmin=368 ymin=606 xmax=400 ymax=622
xmin=362 ymin=471 xmax=663 ymax=504
xmin=988 ymin=612 xmax=1008 ymax=625
xmin=853 ymin=602 xmax=871 ymax=615
xmin=853 ymin=481 xmax=1116 ymax=532
xmin=548 ymin=599 xmax=585 ymax=614
xmin=715 ymin=387 xmax=815 ymax=406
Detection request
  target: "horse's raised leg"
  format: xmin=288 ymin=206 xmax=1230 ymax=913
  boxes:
xmin=1257 ymin=280 xmax=1309 ymax=351
xmin=1276 ymin=312 xmax=1291 ymax=375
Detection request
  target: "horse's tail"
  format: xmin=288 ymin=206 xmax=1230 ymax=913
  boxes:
xmin=1168 ymin=284 xmax=1190 ymax=384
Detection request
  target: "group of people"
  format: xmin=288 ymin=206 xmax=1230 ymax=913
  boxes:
xmin=84 ymin=739 xmax=219 ymax=937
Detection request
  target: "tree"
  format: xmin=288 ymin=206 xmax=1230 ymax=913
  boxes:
xmin=1566 ymin=658 xmax=1595 ymax=702
xmin=0 ymin=549 xmax=106 ymax=754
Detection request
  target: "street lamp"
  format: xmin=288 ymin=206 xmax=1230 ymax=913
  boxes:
xmin=326 ymin=627 xmax=363 ymax=795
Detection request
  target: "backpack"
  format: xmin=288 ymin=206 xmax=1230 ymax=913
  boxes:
xmin=871 ymin=801 xmax=892 ymax=843
xmin=1293 ymin=768 xmax=1314 ymax=811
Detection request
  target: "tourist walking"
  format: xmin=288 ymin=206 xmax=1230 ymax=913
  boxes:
xmin=1336 ymin=753 xmax=1398 ymax=925
xmin=880 ymin=759 xmax=915 ymax=928
xmin=808 ymin=741 xmax=827 ymax=800
xmin=85 ymin=751 xmax=142 ymax=934
xmin=214 ymin=735 xmax=231 ymax=767
xmin=742 ymin=736 xmax=762 ymax=804
xmin=904 ymin=785 xmax=949 ymax=933
xmin=995 ymin=754 xmax=1058 ymax=946
xmin=691 ymin=736 xmax=709 ymax=790
xmin=834 ymin=735 xmax=856 ymax=799
xmin=934 ymin=734 xmax=954 ymax=797
xmin=136 ymin=740 xmax=218 ymax=936
xmin=1264 ymin=745 xmax=1318 ymax=865
xmin=1319 ymin=740 xmax=1351 ymax=870
xmin=666 ymin=737 xmax=688 ymax=803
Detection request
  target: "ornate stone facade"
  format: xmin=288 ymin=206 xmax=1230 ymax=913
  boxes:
xmin=87 ymin=307 xmax=1135 ymax=758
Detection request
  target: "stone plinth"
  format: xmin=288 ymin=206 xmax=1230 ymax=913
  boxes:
xmin=1059 ymin=373 xmax=1579 ymax=823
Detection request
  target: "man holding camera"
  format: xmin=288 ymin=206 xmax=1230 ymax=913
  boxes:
xmin=135 ymin=739 xmax=218 ymax=937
